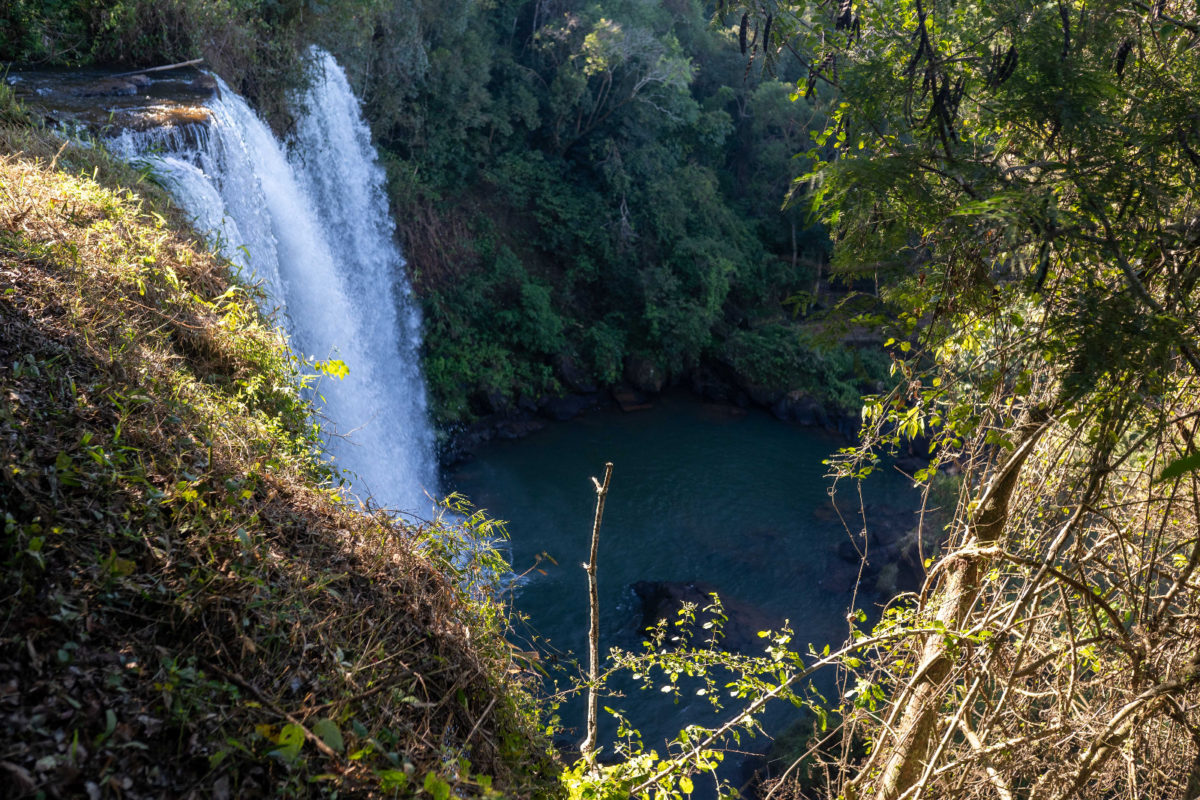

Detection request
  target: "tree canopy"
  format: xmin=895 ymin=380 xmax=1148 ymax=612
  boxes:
xmin=733 ymin=0 xmax=1200 ymax=796
xmin=329 ymin=0 xmax=874 ymax=428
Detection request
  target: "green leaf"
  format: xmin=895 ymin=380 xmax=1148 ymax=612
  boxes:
xmin=94 ymin=708 xmax=118 ymax=746
xmin=424 ymin=771 xmax=451 ymax=800
xmin=378 ymin=769 xmax=409 ymax=791
xmin=311 ymin=718 xmax=344 ymax=753
xmin=679 ymin=775 xmax=694 ymax=794
xmin=316 ymin=359 xmax=349 ymax=380
xmin=1156 ymin=452 xmax=1200 ymax=483
xmin=269 ymin=723 xmax=305 ymax=765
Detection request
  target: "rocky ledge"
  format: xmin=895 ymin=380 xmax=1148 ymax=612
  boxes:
xmin=6 ymin=65 xmax=216 ymax=136
xmin=442 ymin=358 xmax=867 ymax=465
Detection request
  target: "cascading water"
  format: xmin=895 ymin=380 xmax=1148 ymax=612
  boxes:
xmin=114 ymin=51 xmax=438 ymax=515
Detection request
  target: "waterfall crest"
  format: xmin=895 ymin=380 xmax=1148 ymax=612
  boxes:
xmin=115 ymin=51 xmax=438 ymax=515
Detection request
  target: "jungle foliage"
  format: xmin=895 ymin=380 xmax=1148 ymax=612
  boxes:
xmin=320 ymin=0 xmax=877 ymax=427
xmin=2 ymin=0 xmax=884 ymax=430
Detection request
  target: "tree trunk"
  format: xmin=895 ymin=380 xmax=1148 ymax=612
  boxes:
xmin=857 ymin=411 xmax=1049 ymax=800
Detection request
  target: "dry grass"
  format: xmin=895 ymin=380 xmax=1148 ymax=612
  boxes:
xmin=0 ymin=126 xmax=560 ymax=799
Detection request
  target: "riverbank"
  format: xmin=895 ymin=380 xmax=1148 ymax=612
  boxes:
xmin=441 ymin=363 xmax=873 ymax=466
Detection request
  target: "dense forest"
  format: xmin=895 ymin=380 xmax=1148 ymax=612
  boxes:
xmin=4 ymin=0 xmax=1200 ymax=799
xmin=348 ymin=0 xmax=875 ymax=432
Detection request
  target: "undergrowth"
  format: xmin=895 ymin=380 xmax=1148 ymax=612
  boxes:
xmin=0 ymin=124 xmax=559 ymax=798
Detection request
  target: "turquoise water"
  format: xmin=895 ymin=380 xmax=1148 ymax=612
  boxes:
xmin=446 ymin=393 xmax=918 ymax=778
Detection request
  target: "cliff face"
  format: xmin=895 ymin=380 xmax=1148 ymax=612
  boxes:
xmin=0 ymin=121 xmax=557 ymax=799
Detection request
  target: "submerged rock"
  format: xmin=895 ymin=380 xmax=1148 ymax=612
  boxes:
xmin=612 ymin=385 xmax=653 ymax=412
xmin=75 ymin=78 xmax=139 ymax=97
xmin=495 ymin=417 xmax=546 ymax=439
xmin=624 ymin=354 xmax=665 ymax=394
xmin=826 ymin=503 xmax=936 ymax=596
xmin=539 ymin=392 xmax=601 ymax=421
xmin=631 ymin=580 xmax=782 ymax=654
xmin=770 ymin=390 xmax=829 ymax=426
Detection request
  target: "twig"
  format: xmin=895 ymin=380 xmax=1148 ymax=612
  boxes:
xmin=203 ymin=661 xmax=342 ymax=761
xmin=110 ymin=59 xmax=206 ymax=79
xmin=580 ymin=462 xmax=613 ymax=765
xmin=463 ymin=697 xmax=497 ymax=748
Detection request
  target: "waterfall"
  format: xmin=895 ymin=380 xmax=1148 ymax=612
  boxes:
xmin=114 ymin=51 xmax=438 ymax=515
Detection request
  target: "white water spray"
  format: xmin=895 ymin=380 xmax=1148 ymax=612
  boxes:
xmin=115 ymin=51 xmax=438 ymax=514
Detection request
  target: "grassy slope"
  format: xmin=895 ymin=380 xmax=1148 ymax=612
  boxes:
xmin=0 ymin=121 xmax=559 ymax=799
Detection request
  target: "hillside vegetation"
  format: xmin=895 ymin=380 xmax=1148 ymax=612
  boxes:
xmin=0 ymin=116 xmax=557 ymax=798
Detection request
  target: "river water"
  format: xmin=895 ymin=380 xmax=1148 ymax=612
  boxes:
xmin=447 ymin=393 xmax=920 ymax=782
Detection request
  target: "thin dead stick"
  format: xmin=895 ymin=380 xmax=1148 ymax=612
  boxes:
xmin=463 ymin=697 xmax=498 ymax=748
xmin=203 ymin=662 xmax=342 ymax=761
xmin=580 ymin=462 xmax=613 ymax=765
xmin=110 ymin=58 xmax=205 ymax=78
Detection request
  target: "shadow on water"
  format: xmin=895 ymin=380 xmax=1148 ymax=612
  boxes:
xmin=447 ymin=392 xmax=922 ymax=794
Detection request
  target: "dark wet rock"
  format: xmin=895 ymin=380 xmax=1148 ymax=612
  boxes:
xmin=75 ymin=79 xmax=139 ymax=97
xmin=539 ymin=392 xmax=600 ymax=421
xmin=495 ymin=417 xmax=545 ymax=439
xmin=737 ymin=379 xmax=781 ymax=408
xmin=836 ymin=414 xmax=861 ymax=440
xmin=837 ymin=537 xmax=867 ymax=565
xmin=819 ymin=559 xmax=864 ymax=594
xmin=828 ymin=504 xmax=940 ymax=597
xmin=612 ymin=385 xmax=652 ymax=412
xmin=483 ymin=391 xmax=509 ymax=414
xmin=632 ymin=580 xmax=782 ymax=654
xmin=810 ymin=499 xmax=840 ymax=524
xmin=688 ymin=364 xmax=733 ymax=402
xmin=770 ymin=391 xmax=829 ymax=427
xmin=164 ymin=73 xmax=218 ymax=97
xmin=555 ymin=354 xmax=597 ymax=393
xmin=8 ymin=67 xmax=217 ymax=136
xmin=625 ymin=355 xmax=665 ymax=394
